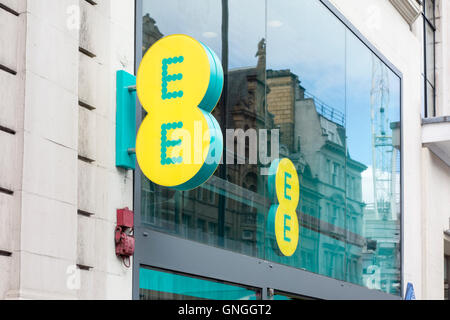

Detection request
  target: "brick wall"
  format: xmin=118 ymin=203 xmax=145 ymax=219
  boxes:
xmin=267 ymin=72 xmax=296 ymax=151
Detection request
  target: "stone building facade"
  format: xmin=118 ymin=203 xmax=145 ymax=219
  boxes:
xmin=0 ymin=0 xmax=449 ymax=300
xmin=0 ymin=0 xmax=134 ymax=300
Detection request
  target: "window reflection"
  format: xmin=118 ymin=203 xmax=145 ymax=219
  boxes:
xmin=140 ymin=0 xmax=401 ymax=296
xmin=141 ymin=0 xmax=268 ymax=259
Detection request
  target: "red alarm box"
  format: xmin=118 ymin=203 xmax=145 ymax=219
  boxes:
xmin=117 ymin=207 xmax=134 ymax=229
xmin=115 ymin=227 xmax=135 ymax=257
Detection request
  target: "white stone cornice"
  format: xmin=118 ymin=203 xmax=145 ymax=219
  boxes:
xmin=389 ymin=0 xmax=422 ymax=25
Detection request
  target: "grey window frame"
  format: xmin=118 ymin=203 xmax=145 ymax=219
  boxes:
xmin=423 ymin=0 xmax=436 ymax=118
xmin=445 ymin=255 xmax=450 ymax=300
xmin=132 ymin=0 xmax=404 ymax=300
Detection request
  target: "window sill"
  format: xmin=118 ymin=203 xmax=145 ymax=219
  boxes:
xmin=422 ymin=116 xmax=450 ymax=167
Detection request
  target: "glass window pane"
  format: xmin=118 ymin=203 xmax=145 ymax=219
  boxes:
xmin=141 ymin=0 xmax=268 ymax=259
xmin=425 ymin=0 xmax=435 ymax=26
xmin=426 ymin=81 xmax=436 ymax=116
xmin=142 ymin=1 xmax=221 ymax=55
xmin=272 ymin=290 xmax=314 ymax=300
xmin=139 ymin=0 xmax=402 ymax=297
xmin=139 ymin=267 xmax=261 ymax=300
xmin=346 ymin=29 xmax=401 ymax=294
xmin=266 ymin=0 xmax=347 ymax=280
xmin=425 ymin=23 xmax=435 ymax=86
xmin=421 ymin=74 xmax=426 ymax=118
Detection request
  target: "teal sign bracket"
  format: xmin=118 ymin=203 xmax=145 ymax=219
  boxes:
xmin=116 ymin=70 xmax=137 ymax=170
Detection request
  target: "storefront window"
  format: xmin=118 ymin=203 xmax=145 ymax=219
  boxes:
xmin=139 ymin=0 xmax=402 ymax=296
xmin=139 ymin=267 xmax=261 ymax=300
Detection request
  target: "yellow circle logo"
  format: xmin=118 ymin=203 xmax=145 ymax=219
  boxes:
xmin=267 ymin=158 xmax=300 ymax=256
xmin=136 ymin=35 xmax=223 ymax=190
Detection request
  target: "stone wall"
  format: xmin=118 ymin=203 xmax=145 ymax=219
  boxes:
xmin=0 ymin=0 xmax=134 ymax=300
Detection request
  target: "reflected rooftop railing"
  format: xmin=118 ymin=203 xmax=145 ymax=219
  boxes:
xmin=304 ymin=91 xmax=345 ymax=127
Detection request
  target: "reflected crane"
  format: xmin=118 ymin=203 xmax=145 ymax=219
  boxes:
xmin=370 ymin=57 xmax=397 ymax=220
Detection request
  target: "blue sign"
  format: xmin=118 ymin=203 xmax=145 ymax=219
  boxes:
xmin=405 ymin=282 xmax=416 ymax=300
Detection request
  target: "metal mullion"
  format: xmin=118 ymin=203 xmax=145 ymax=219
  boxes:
xmin=424 ymin=15 xmax=436 ymax=32
xmin=425 ymin=79 xmax=435 ymax=88
xmin=432 ymin=12 xmax=436 ymax=117
xmin=422 ymin=0 xmax=437 ymax=117
xmin=133 ymin=0 xmax=144 ymax=301
xmin=423 ymin=10 xmax=429 ymax=117
xmin=446 ymin=255 xmax=450 ymax=300
xmin=423 ymin=0 xmax=436 ymax=29
xmin=431 ymin=0 xmax=436 ymax=28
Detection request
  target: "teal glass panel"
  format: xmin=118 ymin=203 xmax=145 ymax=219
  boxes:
xmin=139 ymin=267 xmax=261 ymax=300
xmin=140 ymin=0 xmax=402 ymax=296
xmin=272 ymin=295 xmax=291 ymax=301
xmin=272 ymin=291 xmax=309 ymax=301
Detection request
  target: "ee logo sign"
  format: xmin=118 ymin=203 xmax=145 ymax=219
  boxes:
xmin=267 ymin=158 xmax=300 ymax=257
xmin=136 ymin=35 xmax=224 ymax=190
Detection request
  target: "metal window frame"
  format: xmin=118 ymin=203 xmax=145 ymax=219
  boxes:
xmin=132 ymin=0 xmax=404 ymax=300
xmin=446 ymin=254 xmax=450 ymax=300
xmin=422 ymin=0 xmax=437 ymax=118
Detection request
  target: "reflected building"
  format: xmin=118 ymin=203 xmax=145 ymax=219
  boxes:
xmin=361 ymin=205 xmax=401 ymax=294
xmin=142 ymin=16 xmax=272 ymax=257
xmin=142 ymin=14 xmax=163 ymax=55
xmin=266 ymin=70 xmax=366 ymax=283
